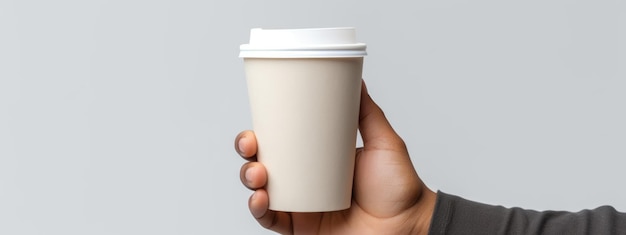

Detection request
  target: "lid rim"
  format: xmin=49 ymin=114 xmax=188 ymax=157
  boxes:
xmin=239 ymin=50 xmax=367 ymax=58
xmin=240 ymin=43 xmax=366 ymax=51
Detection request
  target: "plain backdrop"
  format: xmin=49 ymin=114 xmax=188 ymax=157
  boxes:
xmin=0 ymin=0 xmax=624 ymax=234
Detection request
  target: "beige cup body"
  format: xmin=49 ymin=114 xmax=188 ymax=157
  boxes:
xmin=244 ymin=58 xmax=363 ymax=212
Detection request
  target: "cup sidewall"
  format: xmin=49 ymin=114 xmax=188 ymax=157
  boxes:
xmin=243 ymin=58 xmax=363 ymax=212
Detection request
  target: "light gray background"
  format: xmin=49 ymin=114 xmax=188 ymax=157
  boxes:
xmin=0 ymin=0 xmax=624 ymax=234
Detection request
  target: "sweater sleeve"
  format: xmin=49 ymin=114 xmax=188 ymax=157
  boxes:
xmin=428 ymin=191 xmax=626 ymax=235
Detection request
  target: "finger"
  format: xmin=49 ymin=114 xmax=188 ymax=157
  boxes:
xmin=358 ymin=81 xmax=406 ymax=151
xmin=235 ymin=130 xmax=258 ymax=160
xmin=249 ymin=189 xmax=293 ymax=235
xmin=239 ymin=162 xmax=268 ymax=190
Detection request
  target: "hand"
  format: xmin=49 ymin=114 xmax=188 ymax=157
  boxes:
xmin=235 ymin=81 xmax=437 ymax=234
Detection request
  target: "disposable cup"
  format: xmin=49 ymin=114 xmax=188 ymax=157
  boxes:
xmin=240 ymin=27 xmax=366 ymax=212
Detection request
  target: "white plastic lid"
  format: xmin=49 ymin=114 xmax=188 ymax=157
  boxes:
xmin=239 ymin=27 xmax=367 ymax=58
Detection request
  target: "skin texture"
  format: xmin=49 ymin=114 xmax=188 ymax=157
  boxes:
xmin=235 ymin=81 xmax=437 ymax=235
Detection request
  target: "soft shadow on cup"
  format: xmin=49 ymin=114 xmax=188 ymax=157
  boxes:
xmin=240 ymin=28 xmax=366 ymax=212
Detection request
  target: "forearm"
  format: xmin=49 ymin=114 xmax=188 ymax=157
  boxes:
xmin=428 ymin=191 xmax=626 ymax=235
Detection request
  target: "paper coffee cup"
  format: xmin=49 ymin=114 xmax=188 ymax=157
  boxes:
xmin=240 ymin=28 xmax=366 ymax=212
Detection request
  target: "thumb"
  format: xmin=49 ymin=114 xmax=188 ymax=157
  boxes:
xmin=358 ymin=81 xmax=406 ymax=151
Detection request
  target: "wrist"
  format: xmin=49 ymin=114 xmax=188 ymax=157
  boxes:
xmin=409 ymin=188 xmax=437 ymax=235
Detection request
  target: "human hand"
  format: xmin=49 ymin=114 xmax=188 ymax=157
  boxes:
xmin=235 ymin=81 xmax=436 ymax=234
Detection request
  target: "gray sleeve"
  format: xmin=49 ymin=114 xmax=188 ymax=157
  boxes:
xmin=428 ymin=191 xmax=626 ymax=235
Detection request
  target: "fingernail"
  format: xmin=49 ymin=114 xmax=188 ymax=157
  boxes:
xmin=237 ymin=136 xmax=246 ymax=155
xmin=245 ymin=167 xmax=254 ymax=185
xmin=250 ymin=192 xmax=264 ymax=218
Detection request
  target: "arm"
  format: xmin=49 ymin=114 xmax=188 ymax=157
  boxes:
xmin=429 ymin=191 xmax=626 ymax=235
